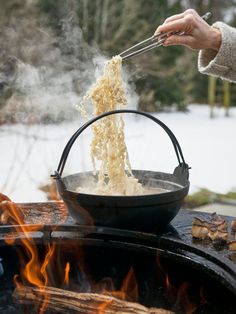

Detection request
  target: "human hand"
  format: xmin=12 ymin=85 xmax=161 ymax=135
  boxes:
xmin=155 ymin=9 xmax=221 ymax=51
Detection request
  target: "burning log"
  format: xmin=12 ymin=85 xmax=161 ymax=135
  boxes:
xmin=13 ymin=286 xmax=174 ymax=314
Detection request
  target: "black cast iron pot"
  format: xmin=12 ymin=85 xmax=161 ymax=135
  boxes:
xmin=52 ymin=109 xmax=190 ymax=232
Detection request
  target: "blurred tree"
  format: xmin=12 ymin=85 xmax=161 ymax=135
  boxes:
xmin=0 ymin=0 xmax=56 ymax=119
xmin=25 ymin=0 xmax=236 ymax=111
xmin=39 ymin=0 xmax=187 ymax=111
xmin=1 ymin=0 xmax=235 ymax=121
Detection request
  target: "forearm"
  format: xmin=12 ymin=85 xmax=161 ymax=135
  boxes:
xmin=198 ymin=22 xmax=236 ymax=82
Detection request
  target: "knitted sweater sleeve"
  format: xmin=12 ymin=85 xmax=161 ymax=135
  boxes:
xmin=198 ymin=22 xmax=236 ymax=82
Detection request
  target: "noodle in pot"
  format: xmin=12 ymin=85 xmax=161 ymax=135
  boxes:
xmin=78 ymin=56 xmax=144 ymax=195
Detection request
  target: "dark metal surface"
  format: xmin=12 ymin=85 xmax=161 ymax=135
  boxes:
xmin=56 ymin=168 xmax=189 ymax=232
xmin=0 ymin=235 xmax=235 ymax=313
xmin=0 ymin=202 xmax=236 ymax=314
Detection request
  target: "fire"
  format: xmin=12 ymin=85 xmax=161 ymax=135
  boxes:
xmin=120 ymin=267 xmax=138 ymax=302
xmin=1 ymin=193 xmax=210 ymax=314
xmin=0 ymin=198 xmax=57 ymax=313
xmin=63 ymin=261 xmax=70 ymax=286
xmin=165 ymin=273 xmax=171 ymax=291
xmin=41 ymin=243 xmax=56 ymax=287
xmin=156 ymin=253 xmax=208 ymax=314
xmin=4 ymin=236 xmax=15 ymax=245
xmin=105 ymin=267 xmax=138 ymax=302
xmin=98 ymin=300 xmax=113 ymax=314
xmin=97 ymin=267 xmax=138 ymax=313
xmin=1 ymin=201 xmax=43 ymax=284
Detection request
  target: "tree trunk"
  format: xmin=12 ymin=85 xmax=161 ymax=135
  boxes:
xmin=101 ymin=0 xmax=109 ymax=39
xmin=223 ymin=80 xmax=231 ymax=117
xmin=208 ymin=76 xmax=216 ymax=118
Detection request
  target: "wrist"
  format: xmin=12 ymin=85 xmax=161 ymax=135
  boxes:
xmin=209 ymin=27 xmax=222 ymax=51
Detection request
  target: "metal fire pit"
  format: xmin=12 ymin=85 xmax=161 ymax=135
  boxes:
xmin=52 ymin=109 xmax=190 ymax=232
xmin=0 ymin=203 xmax=236 ymax=313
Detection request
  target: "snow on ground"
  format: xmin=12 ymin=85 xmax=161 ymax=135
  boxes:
xmin=0 ymin=104 xmax=236 ymax=203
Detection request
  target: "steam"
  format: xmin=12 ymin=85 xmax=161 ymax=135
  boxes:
xmin=122 ymin=65 xmax=139 ymax=109
xmin=13 ymin=60 xmax=81 ymax=122
xmin=0 ymin=9 xmax=139 ymax=123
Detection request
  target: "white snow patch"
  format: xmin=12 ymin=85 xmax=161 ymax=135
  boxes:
xmin=0 ymin=104 xmax=236 ymax=202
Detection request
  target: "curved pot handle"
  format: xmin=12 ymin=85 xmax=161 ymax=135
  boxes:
xmin=52 ymin=109 xmax=190 ymax=179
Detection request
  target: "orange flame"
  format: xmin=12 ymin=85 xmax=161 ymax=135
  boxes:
xmin=165 ymin=273 xmax=171 ymax=291
xmin=1 ymin=200 xmax=57 ymax=313
xmin=96 ymin=267 xmax=138 ymax=314
xmin=120 ymin=267 xmax=138 ymax=302
xmin=98 ymin=300 xmax=113 ymax=314
xmin=97 ymin=268 xmax=138 ymax=313
xmin=41 ymin=243 xmax=56 ymax=286
xmin=38 ymin=243 xmax=56 ymax=314
xmin=164 ymin=272 xmax=177 ymax=304
xmin=174 ymin=281 xmax=201 ymax=314
xmin=2 ymin=202 xmax=43 ymax=285
xmin=156 ymin=252 xmax=208 ymax=313
xmin=63 ymin=262 xmax=70 ymax=286
xmin=2 ymin=194 xmax=209 ymax=314
xmin=4 ymin=237 xmax=15 ymax=245
xmin=107 ymin=268 xmax=137 ymax=302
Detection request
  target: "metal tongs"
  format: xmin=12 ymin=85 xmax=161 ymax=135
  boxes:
xmin=119 ymin=12 xmax=212 ymax=61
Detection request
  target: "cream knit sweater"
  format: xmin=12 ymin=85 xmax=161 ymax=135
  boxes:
xmin=198 ymin=22 xmax=236 ymax=82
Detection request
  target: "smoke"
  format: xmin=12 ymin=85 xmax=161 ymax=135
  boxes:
xmin=0 ymin=5 xmax=139 ymax=124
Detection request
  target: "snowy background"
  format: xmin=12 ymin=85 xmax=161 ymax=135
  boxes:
xmin=0 ymin=104 xmax=236 ymax=203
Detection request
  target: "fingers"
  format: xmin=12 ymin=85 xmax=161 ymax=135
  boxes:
xmin=163 ymin=12 xmax=185 ymax=24
xmin=156 ymin=17 xmax=193 ymax=34
xmin=155 ymin=13 xmax=184 ymax=35
xmin=155 ymin=8 xmax=198 ymax=35
xmin=163 ymin=34 xmax=195 ymax=48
